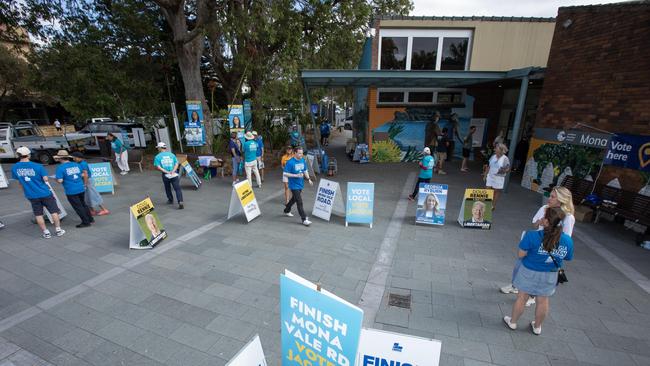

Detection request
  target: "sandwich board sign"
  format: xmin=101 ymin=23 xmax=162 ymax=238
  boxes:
xmin=415 ymin=183 xmax=447 ymax=226
xmin=43 ymin=185 xmax=67 ymax=223
xmin=346 ymin=182 xmax=374 ymax=228
xmin=356 ymin=328 xmax=442 ymax=366
xmin=181 ymin=161 xmax=201 ymax=189
xmin=129 ymin=197 xmax=167 ymax=249
xmin=227 ymin=180 xmax=261 ymax=222
xmin=226 ymin=334 xmax=267 ymax=366
xmin=312 ymin=178 xmax=345 ymax=221
xmin=89 ymin=162 xmax=114 ymax=194
xmin=457 ymin=188 xmax=493 ymax=229
xmin=0 ymin=163 xmax=8 ymax=188
xmin=281 ymin=269 xmax=364 ymax=366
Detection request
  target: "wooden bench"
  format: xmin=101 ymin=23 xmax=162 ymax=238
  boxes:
xmin=595 ymin=190 xmax=650 ymax=226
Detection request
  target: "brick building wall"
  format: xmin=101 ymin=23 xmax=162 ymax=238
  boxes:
xmin=535 ymin=2 xmax=650 ymax=191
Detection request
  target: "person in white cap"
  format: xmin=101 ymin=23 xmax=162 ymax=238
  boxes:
xmin=408 ymin=146 xmax=436 ymax=201
xmin=243 ymin=131 xmax=262 ymax=188
xmin=153 ymin=142 xmax=184 ymax=209
xmin=11 ymin=146 xmax=65 ymax=238
xmin=106 ymin=133 xmax=130 ymax=175
xmin=55 ymin=150 xmax=93 ymax=228
xmin=253 ymin=131 xmax=265 ymax=182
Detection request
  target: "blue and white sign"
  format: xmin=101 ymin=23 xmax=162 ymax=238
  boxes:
xmin=243 ymin=100 xmax=253 ymax=130
xmin=281 ymin=270 xmax=363 ymax=366
xmin=311 ymin=103 xmax=319 ymax=116
xmin=346 ymin=182 xmax=374 ymax=228
xmin=356 ymin=328 xmax=442 ymax=366
xmin=603 ymin=133 xmax=650 ymax=172
xmin=226 ymin=334 xmax=267 ymax=366
xmin=185 ymin=100 xmax=206 ymax=146
xmin=89 ymin=163 xmax=114 ymax=194
xmin=415 ymin=183 xmax=447 ymax=226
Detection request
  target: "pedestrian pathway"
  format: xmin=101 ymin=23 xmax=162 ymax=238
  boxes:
xmin=0 ymin=131 xmax=649 ymax=366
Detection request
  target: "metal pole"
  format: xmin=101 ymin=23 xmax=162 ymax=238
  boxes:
xmin=504 ymin=75 xmax=529 ymax=192
xmin=303 ymin=83 xmax=323 ymax=155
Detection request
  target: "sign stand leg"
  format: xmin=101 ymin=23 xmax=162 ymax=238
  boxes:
xmin=369 ymin=223 xmax=372 ymax=229
xmin=345 ymin=221 xmax=348 ymax=227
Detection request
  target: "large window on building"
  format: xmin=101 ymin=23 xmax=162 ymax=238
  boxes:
xmin=380 ymin=37 xmax=408 ymax=70
xmin=377 ymin=91 xmax=405 ymax=103
xmin=377 ymin=89 xmax=464 ymax=105
xmin=411 ymin=37 xmax=438 ymax=70
xmin=441 ymin=37 xmax=469 ymax=70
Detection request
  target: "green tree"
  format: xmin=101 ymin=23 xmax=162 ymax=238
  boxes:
xmin=0 ymin=44 xmax=31 ymax=120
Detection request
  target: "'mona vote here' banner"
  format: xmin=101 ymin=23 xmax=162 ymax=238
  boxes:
xmin=603 ymin=134 xmax=650 ymax=172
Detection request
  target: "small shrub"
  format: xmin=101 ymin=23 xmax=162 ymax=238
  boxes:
xmin=372 ymin=140 xmax=402 ymax=163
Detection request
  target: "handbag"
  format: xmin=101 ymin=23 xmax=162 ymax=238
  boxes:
xmin=549 ymin=254 xmax=568 ymax=285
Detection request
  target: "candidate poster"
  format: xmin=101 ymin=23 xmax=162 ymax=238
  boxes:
xmin=243 ymin=100 xmax=252 ymax=130
xmin=181 ymin=161 xmax=201 ymax=189
xmin=226 ymin=334 xmax=267 ymax=366
xmin=457 ymin=188 xmax=493 ymax=229
xmin=227 ymin=180 xmax=261 ymax=222
xmin=89 ymin=163 xmax=114 ymax=194
xmin=228 ymin=104 xmax=245 ymax=137
xmin=312 ymin=178 xmax=345 ymax=221
xmin=185 ymin=100 xmax=206 ymax=146
xmin=129 ymin=197 xmax=167 ymax=249
xmin=603 ymin=133 xmax=650 ymax=172
xmin=415 ymin=183 xmax=447 ymax=225
xmin=281 ymin=270 xmax=363 ymax=366
xmin=0 ymin=163 xmax=8 ymax=189
xmin=346 ymin=182 xmax=374 ymax=228
xmin=356 ymin=328 xmax=442 ymax=366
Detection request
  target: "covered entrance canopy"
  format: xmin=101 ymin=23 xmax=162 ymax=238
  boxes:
xmin=300 ymin=67 xmax=544 ymax=189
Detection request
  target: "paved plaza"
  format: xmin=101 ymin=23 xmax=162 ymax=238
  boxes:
xmin=1 ymin=132 xmax=649 ymax=366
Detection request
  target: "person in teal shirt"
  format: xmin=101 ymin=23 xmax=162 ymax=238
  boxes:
xmin=106 ymin=133 xmax=130 ymax=175
xmin=153 ymin=142 xmax=184 ymax=209
xmin=243 ymin=131 xmax=262 ymax=188
xmin=408 ymin=147 xmax=436 ymax=201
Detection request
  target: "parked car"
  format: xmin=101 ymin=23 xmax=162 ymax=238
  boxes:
xmin=64 ymin=121 xmax=153 ymax=152
xmin=0 ymin=121 xmax=91 ymax=164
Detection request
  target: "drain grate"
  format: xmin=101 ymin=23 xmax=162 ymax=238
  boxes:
xmin=388 ymin=293 xmax=411 ymax=309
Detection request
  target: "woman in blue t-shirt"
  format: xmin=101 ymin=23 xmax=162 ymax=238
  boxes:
xmin=503 ymin=207 xmax=574 ymax=335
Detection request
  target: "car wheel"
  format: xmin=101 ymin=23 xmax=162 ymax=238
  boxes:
xmin=37 ymin=152 xmax=52 ymax=165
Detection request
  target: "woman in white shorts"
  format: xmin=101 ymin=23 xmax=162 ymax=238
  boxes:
xmin=280 ymin=146 xmax=293 ymax=204
xmin=483 ymin=143 xmax=510 ymax=211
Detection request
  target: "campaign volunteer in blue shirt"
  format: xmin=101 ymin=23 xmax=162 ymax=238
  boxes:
xmin=320 ymin=120 xmax=331 ymax=146
xmin=253 ymin=131 xmax=265 ymax=182
xmin=153 ymin=142 xmax=184 ymax=209
xmin=106 ymin=133 xmax=130 ymax=175
xmin=408 ymin=147 xmax=436 ymax=201
xmin=243 ymin=132 xmax=262 ymax=188
xmin=71 ymin=152 xmax=110 ymax=216
xmin=503 ymin=207 xmax=574 ymax=335
xmin=55 ymin=150 xmax=94 ymax=228
xmin=11 ymin=146 xmax=65 ymax=238
xmin=283 ymin=147 xmax=313 ymax=226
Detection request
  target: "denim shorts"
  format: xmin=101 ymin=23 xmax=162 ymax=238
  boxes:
xmin=513 ymin=264 xmax=558 ymax=297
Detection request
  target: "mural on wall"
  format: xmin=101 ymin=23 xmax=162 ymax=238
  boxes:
xmin=371 ymin=95 xmax=477 ymax=162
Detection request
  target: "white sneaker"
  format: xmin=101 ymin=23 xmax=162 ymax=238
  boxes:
xmin=503 ymin=316 xmax=517 ymax=330
xmin=55 ymin=228 xmax=65 ymax=237
xmin=531 ymin=321 xmax=542 ymax=335
xmin=285 ymin=212 xmax=294 ymax=217
xmin=525 ymin=297 xmax=536 ymax=307
xmin=120 ymin=171 xmax=128 ymax=175
xmin=500 ymin=284 xmax=519 ymax=294
xmin=302 ymin=219 xmax=312 ymax=226
xmin=42 ymin=230 xmax=52 ymax=239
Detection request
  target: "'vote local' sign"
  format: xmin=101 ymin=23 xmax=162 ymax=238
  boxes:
xmin=346 ymin=182 xmax=374 ymax=228
xmin=603 ymin=134 xmax=650 ymax=172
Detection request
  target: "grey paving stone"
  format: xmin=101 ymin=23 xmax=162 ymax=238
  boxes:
xmin=202 ymin=283 xmax=244 ymax=301
xmin=48 ymin=301 xmax=114 ymax=333
xmin=169 ymin=324 xmax=221 ymax=352
xmin=93 ymin=279 xmax=154 ymax=304
xmin=17 ymin=313 xmax=75 ymax=343
xmin=134 ymin=312 xmax=184 ymax=337
xmin=488 ymin=344 xmax=550 ymax=366
xmin=235 ymin=291 xmax=278 ymax=311
xmin=127 ymin=332 xmax=182 ymax=363
xmin=206 ymin=336 xmax=244 ymax=361
xmin=458 ymin=324 xmax=514 ymax=347
xmin=408 ymin=315 xmax=459 ymax=338
xmin=375 ymin=307 xmax=410 ymax=328
xmin=509 ymin=332 xmax=576 ymax=359
xmin=78 ymin=340 xmax=145 ymax=366
xmin=601 ymin=320 xmax=650 ymax=341
xmin=0 ymin=327 xmax=65 ymax=362
xmin=2 ymin=349 xmax=52 ymax=366
xmin=96 ymin=320 xmax=148 ymax=348
xmin=49 ymin=352 xmax=93 ymax=366
xmin=51 ymin=328 xmax=105 ymax=358
xmin=433 ymin=335 xmax=492 ymax=363
xmin=0 ymin=339 xmax=20 ymax=359
xmin=163 ymin=346 xmax=225 ymax=366
xmin=585 ymin=330 xmax=650 ymax=357
xmin=206 ymin=315 xmax=256 ymax=342
xmin=568 ymin=342 xmax=637 ymax=366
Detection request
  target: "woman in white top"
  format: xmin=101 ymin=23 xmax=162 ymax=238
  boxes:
xmin=483 ymin=143 xmax=510 ymax=211
xmin=501 ymin=186 xmax=575 ymax=299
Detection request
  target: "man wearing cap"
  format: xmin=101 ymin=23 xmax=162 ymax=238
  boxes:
xmin=283 ymin=147 xmax=313 ymax=226
xmin=253 ymin=131 xmax=265 ymax=182
xmin=408 ymin=147 xmax=436 ymax=201
xmin=55 ymin=150 xmax=93 ymax=228
xmin=243 ymin=131 xmax=262 ymax=188
xmin=12 ymin=147 xmax=65 ymax=238
xmin=153 ymin=142 xmax=184 ymax=209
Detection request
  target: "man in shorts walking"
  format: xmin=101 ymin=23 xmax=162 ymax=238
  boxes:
xmin=11 ymin=146 xmax=65 ymax=238
xmin=283 ymin=147 xmax=313 ymax=226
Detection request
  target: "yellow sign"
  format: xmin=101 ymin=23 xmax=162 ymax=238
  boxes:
xmin=463 ymin=188 xmax=494 ymax=201
xmin=131 ymin=197 xmax=154 ymax=218
xmin=236 ymin=180 xmax=255 ymax=206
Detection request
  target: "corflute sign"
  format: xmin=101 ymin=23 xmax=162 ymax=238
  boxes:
xmin=533 ymin=128 xmax=610 ymax=149
xmin=603 ymin=134 xmax=650 ymax=172
xmin=356 ymin=328 xmax=441 ymax=366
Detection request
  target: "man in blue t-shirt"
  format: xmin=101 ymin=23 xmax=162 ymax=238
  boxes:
xmin=283 ymin=147 xmax=313 ymax=226
xmin=408 ymin=147 xmax=436 ymax=201
xmin=55 ymin=150 xmax=93 ymax=227
xmin=243 ymin=132 xmax=262 ymax=188
xmin=320 ymin=119 xmax=331 ymax=146
xmin=289 ymin=125 xmax=304 ymax=149
xmin=11 ymin=146 xmax=65 ymax=238
xmin=253 ymin=131 xmax=265 ymax=182
xmin=153 ymin=142 xmax=184 ymax=209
